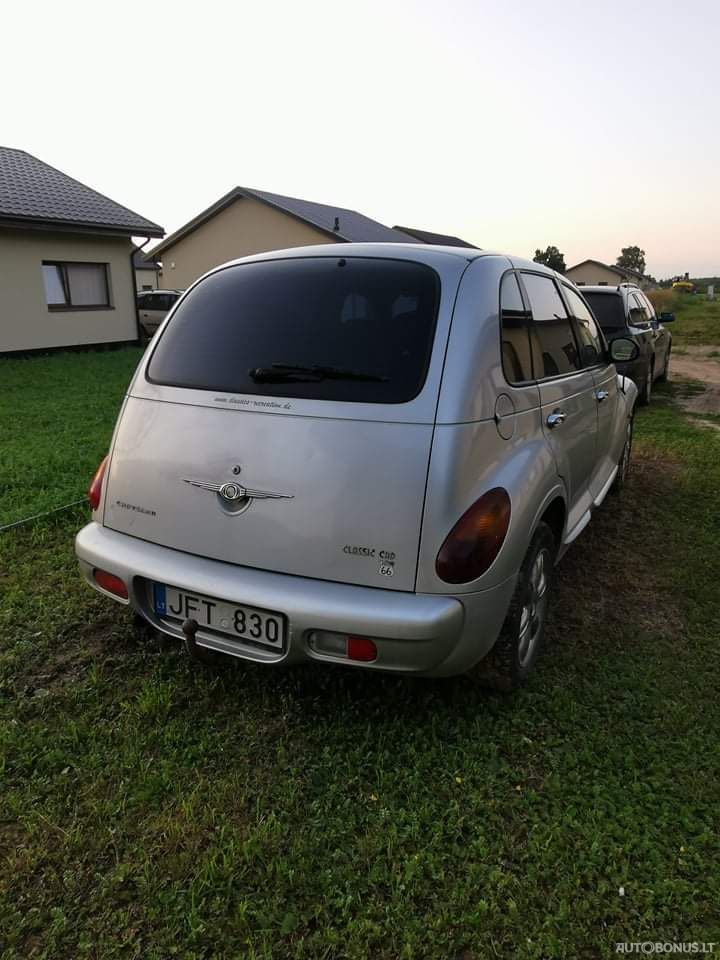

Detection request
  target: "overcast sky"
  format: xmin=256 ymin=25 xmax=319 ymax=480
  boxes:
xmin=3 ymin=0 xmax=718 ymax=277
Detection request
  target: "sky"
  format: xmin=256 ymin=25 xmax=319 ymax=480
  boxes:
xmin=2 ymin=0 xmax=719 ymax=278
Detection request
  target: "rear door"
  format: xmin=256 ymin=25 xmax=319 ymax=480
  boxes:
xmin=105 ymin=254 xmax=460 ymax=592
xmin=563 ymin=285 xmax=619 ymax=499
xmin=520 ymin=272 xmax=598 ymax=535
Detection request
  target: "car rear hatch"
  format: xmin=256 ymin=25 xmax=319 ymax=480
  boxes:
xmin=103 ymin=251 xmax=467 ymax=592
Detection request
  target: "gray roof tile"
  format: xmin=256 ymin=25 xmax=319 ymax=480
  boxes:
xmin=0 ymin=146 xmax=164 ymax=237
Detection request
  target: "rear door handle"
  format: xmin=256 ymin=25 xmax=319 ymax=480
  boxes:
xmin=595 ymin=390 xmax=610 ymax=402
xmin=546 ymin=411 xmax=566 ymax=429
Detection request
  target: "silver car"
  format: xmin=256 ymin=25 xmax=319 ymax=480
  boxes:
xmin=76 ymin=244 xmax=638 ymax=689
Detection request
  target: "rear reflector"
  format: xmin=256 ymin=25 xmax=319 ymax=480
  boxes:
xmin=347 ymin=636 xmax=378 ymax=662
xmin=88 ymin=455 xmax=109 ymax=511
xmin=93 ymin=569 xmax=128 ymax=599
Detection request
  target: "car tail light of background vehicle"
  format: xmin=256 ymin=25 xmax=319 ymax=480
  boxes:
xmin=88 ymin=455 xmax=108 ymax=511
xmin=435 ymin=488 xmax=511 ymax=584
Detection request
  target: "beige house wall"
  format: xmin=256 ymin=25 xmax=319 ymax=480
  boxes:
xmin=157 ymin=195 xmax=339 ymax=290
xmin=566 ymin=262 xmax=639 ymax=287
xmin=0 ymin=228 xmax=137 ymax=352
xmin=135 ymin=268 xmax=159 ymax=292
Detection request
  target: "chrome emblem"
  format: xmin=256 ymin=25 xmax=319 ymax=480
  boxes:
xmin=182 ymin=477 xmax=293 ymax=503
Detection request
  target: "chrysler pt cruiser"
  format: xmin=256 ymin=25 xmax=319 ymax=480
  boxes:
xmin=76 ymin=244 xmax=638 ymax=689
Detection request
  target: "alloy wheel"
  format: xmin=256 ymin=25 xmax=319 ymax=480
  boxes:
xmin=517 ymin=547 xmax=551 ymax=667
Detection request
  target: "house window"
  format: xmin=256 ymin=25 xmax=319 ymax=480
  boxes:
xmin=42 ymin=261 xmax=111 ymax=310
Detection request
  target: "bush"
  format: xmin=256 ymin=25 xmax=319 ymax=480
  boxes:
xmin=646 ymin=288 xmax=681 ymax=313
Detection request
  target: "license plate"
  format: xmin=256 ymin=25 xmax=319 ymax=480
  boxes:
xmin=153 ymin=583 xmax=285 ymax=649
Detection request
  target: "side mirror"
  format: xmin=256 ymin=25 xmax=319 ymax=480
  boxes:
xmin=659 ymin=312 xmax=675 ymax=323
xmin=609 ymin=337 xmax=639 ymax=363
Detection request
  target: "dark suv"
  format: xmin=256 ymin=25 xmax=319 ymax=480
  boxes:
xmin=580 ymin=284 xmax=674 ymax=405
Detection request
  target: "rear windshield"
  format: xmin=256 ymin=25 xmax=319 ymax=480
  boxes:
xmin=582 ymin=292 xmax=626 ymax=332
xmin=146 ymin=257 xmax=440 ymax=404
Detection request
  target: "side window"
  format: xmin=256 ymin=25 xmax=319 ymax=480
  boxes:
xmin=522 ymin=273 xmax=580 ymax=378
xmin=137 ymin=294 xmax=149 ymax=309
xmin=640 ymin=293 xmax=656 ymax=320
xmin=563 ymin=286 xmax=605 ymax=367
xmin=628 ymin=294 xmax=650 ymax=327
xmin=500 ymin=272 xmax=533 ymax=383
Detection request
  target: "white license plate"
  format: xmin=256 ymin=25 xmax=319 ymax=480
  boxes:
xmin=153 ymin=583 xmax=285 ymax=648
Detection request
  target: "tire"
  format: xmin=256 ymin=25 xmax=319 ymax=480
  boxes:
xmin=638 ymin=360 xmax=653 ymax=406
xmin=611 ymin=413 xmax=634 ymax=494
xmin=470 ymin=522 xmax=556 ymax=691
xmin=657 ymin=346 xmax=670 ymax=382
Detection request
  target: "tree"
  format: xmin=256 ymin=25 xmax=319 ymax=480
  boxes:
xmin=533 ymin=246 xmax=566 ymax=273
xmin=616 ymin=246 xmax=646 ymax=275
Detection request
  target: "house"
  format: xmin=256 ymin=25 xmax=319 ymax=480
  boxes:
xmin=149 ymin=186 xmax=429 ymax=290
xmin=133 ymin=251 xmax=161 ymax=292
xmin=392 ymin=225 xmax=478 ymax=248
xmin=0 ymin=147 xmax=163 ymax=352
xmin=566 ymin=259 xmax=649 ymax=289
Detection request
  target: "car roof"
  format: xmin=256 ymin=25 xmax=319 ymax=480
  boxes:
xmin=577 ymin=284 xmax=640 ymax=295
xmin=195 ymin=243 xmax=568 ymax=285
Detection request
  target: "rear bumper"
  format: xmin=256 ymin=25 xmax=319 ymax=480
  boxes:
xmin=75 ymin=523 xmax=516 ymax=677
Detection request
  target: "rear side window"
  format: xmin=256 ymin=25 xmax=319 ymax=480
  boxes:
xmin=500 ymin=272 xmax=533 ymax=383
xmin=629 ymin=293 xmax=651 ymax=327
xmin=522 ymin=273 xmax=580 ymax=378
xmin=563 ymin=286 xmax=605 ymax=367
xmin=582 ymin=292 xmax=626 ymax=332
xmin=147 ymin=257 xmax=440 ymax=403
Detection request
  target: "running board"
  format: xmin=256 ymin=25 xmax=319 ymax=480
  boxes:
xmin=563 ymin=509 xmax=592 ymax=546
xmin=593 ymin=466 xmax=618 ymax=508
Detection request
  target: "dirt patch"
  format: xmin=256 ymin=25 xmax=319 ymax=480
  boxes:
xmin=670 ymin=355 xmax=720 ymax=416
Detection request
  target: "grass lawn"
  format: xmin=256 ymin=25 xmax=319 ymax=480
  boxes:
xmin=1 ymin=347 xmax=719 ymax=958
xmin=651 ymin=292 xmax=720 ymax=348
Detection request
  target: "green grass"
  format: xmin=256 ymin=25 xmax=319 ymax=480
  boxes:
xmin=0 ymin=347 xmax=142 ymax=527
xmin=664 ymin=294 xmax=720 ymax=348
xmin=1 ymin=352 xmax=720 ymax=958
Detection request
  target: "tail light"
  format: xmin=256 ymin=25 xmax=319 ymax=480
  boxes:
xmin=88 ymin=456 xmax=108 ymax=511
xmin=436 ymin=488 xmax=511 ymax=584
xmin=93 ymin=568 xmax=128 ymax=599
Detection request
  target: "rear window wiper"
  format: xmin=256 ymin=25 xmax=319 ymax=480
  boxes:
xmin=249 ymin=362 xmax=388 ymax=384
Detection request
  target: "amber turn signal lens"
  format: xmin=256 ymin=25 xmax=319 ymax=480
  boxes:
xmin=88 ymin=455 xmax=108 ymax=511
xmin=435 ymin=487 xmax=511 ymax=584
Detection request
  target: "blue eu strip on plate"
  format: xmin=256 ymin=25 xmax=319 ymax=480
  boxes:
xmin=153 ymin=583 xmax=167 ymax=615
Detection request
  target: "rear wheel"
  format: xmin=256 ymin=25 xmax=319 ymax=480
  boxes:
xmin=611 ymin=413 xmax=634 ymax=493
xmin=470 ymin=522 xmax=556 ymax=691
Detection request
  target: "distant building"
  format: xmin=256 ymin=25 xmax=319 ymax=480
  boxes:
xmin=133 ymin=250 xmax=161 ymax=292
xmin=149 ymin=186 xmax=477 ymax=290
xmin=566 ymin=258 xmax=650 ymax=289
xmin=0 ymin=147 xmax=163 ymax=352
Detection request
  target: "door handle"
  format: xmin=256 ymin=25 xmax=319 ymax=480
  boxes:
xmin=546 ymin=411 xmax=566 ymax=429
xmin=595 ymin=389 xmax=610 ymax=402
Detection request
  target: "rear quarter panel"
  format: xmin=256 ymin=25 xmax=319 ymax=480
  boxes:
xmin=417 ymin=256 xmax=565 ymax=595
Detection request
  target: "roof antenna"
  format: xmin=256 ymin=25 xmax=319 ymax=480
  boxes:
xmin=333 ymin=216 xmax=340 ymax=232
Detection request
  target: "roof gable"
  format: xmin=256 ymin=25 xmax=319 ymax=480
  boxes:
xmin=392 ymin=225 xmax=478 ymax=248
xmin=0 ymin=146 xmax=164 ymax=237
xmin=150 ymin=186 xmax=420 ymax=256
xmin=567 ymin=258 xmax=643 ymax=280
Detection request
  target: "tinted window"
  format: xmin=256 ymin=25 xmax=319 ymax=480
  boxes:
xmin=628 ymin=294 xmax=650 ymax=327
xmin=500 ymin=273 xmax=533 ymax=383
xmin=523 ymin=273 xmax=580 ymax=378
xmin=582 ymin=292 xmax=626 ymax=332
xmin=563 ymin=286 xmax=605 ymax=366
xmin=147 ymin=257 xmax=440 ymax=403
